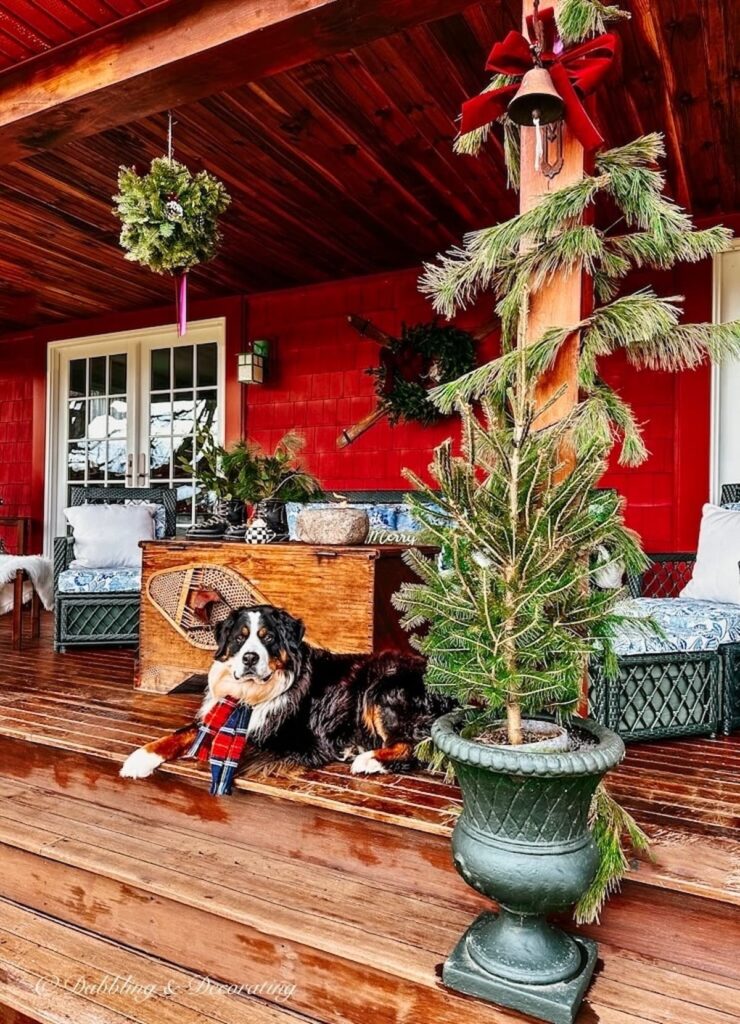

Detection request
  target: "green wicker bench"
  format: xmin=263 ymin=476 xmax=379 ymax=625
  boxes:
xmin=54 ymin=487 xmax=177 ymax=652
xmin=589 ymin=541 xmax=740 ymax=742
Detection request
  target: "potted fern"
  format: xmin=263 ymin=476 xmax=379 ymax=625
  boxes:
xmin=238 ymin=431 xmax=322 ymax=539
xmin=180 ymin=430 xmax=321 ymax=539
xmin=394 ymin=4 xmax=740 ymax=1019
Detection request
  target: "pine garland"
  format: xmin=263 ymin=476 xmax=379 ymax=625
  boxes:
xmin=113 ymin=157 xmax=230 ymax=274
xmin=575 ymin=785 xmax=651 ymax=923
xmin=421 ymin=134 xmax=740 ymax=466
xmin=406 ymin=3 xmax=740 ymax=924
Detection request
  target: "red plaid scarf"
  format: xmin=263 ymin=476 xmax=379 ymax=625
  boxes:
xmin=186 ymin=697 xmax=253 ymax=796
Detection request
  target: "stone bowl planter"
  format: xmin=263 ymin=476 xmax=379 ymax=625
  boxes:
xmin=296 ymin=507 xmax=369 ymax=545
xmin=432 ymin=710 xmax=625 ymax=1024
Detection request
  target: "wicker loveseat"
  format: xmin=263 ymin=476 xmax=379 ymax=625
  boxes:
xmin=589 ymin=485 xmax=740 ymax=741
xmin=54 ymin=487 xmax=177 ymax=652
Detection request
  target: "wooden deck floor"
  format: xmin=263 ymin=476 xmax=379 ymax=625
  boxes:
xmin=0 ymin=614 xmax=737 ymax=904
xmin=0 ymin=614 xmax=738 ymax=1024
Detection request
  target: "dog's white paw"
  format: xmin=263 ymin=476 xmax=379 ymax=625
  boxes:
xmin=351 ymin=750 xmax=387 ymax=775
xmin=120 ymin=747 xmax=164 ymax=780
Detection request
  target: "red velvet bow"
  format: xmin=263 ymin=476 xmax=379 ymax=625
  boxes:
xmin=461 ymin=6 xmax=617 ymax=152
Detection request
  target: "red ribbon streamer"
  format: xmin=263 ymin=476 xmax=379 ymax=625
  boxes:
xmin=175 ymin=271 xmax=188 ymax=337
xmin=461 ymin=6 xmax=617 ymax=152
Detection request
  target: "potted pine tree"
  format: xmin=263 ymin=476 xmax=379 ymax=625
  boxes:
xmin=394 ymin=3 xmax=740 ymax=1021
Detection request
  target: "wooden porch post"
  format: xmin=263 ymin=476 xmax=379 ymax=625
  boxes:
xmin=520 ymin=1 xmax=586 ymax=429
xmin=519 ymin=2 xmax=591 ymax=712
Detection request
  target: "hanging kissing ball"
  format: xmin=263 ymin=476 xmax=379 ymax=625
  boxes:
xmin=165 ymin=198 xmax=184 ymax=221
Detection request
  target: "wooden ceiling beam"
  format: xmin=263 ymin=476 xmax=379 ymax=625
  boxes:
xmin=0 ymin=0 xmax=482 ymax=166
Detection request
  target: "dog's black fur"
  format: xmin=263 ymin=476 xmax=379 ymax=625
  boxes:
xmin=213 ymin=604 xmax=455 ymax=771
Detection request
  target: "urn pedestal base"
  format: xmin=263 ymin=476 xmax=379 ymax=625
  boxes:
xmin=443 ymin=911 xmax=598 ymax=1024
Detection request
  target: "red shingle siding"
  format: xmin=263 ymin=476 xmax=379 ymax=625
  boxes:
xmin=245 ymin=266 xmax=712 ymax=551
xmin=0 ymin=339 xmax=35 ymax=549
xmin=0 ymin=261 xmax=714 ymax=554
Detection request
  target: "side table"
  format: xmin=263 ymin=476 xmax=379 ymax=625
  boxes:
xmin=0 ymin=515 xmax=40 ymax=650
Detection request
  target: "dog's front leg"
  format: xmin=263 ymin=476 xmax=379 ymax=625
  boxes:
xmin=120 ymin=724 xmax=200 ymax=779
xmin=351 ymin=742 xmax=415 ymax=775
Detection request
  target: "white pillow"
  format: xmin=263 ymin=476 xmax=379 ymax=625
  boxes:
xmin=124 ymin=499 xmax=167 ymax=538
xmin=681 ymin=503 xmax=740 ymax=604
xmin=65 ymin=504 xmax=155 ymax=569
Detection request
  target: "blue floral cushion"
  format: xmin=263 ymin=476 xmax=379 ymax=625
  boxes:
xmin=58 ymin=568 xmax=142 ymax=594
xmin=612 ymin=597 xmax=740 ymax=656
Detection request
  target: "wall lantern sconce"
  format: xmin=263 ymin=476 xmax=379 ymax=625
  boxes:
xmin=238 ymin=339 xmax=269 ymax=385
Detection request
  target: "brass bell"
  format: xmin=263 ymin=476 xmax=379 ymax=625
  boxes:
xmin=507 ymin=66 xmax=565 ymax=127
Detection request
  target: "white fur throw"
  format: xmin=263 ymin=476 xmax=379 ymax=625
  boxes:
xmin=0 ymin=556 xmax=54 ymax=616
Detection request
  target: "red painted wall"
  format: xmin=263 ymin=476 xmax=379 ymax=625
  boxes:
xmin=246 ymin=264 xmax=713 ymax=552
xmin=600 ymin=258 xmax=713 ymax=551
xmin=0 ymin=333 xmax=43 ymax=552
xmin=245 ymin=269 xmax=499 ymax=493
xmin=0 ymin=260 xmax=719 ymax=554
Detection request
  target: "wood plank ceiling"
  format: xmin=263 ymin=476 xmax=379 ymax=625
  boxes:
xmin=0 ymin=0 xmax=737 ymax=332
xmin=0 ymin=0 xmax=162 ymax=72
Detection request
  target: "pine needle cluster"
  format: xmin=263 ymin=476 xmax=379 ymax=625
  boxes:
xmin=396 ymin=389 xmax=648 ymax=712
xmin=113 ymin=157 xmax=231 ymax=275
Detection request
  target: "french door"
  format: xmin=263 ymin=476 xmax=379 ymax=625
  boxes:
xmin=47 ymin=318 xmax=226 ymax=547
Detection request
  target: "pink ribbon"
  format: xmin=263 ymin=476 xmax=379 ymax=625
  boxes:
xmin=175 ymin=272 xmax=188 ymax=337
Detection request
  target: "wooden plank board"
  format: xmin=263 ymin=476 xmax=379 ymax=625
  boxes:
xmin=0 ymin=0 xmax=486 ymax=165
xmin=0 ymin=898 xmax=318 ymax=1024
xmin=0 ymin=770 xmax=738 ymax=1024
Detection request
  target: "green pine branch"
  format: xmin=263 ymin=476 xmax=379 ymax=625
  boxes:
xmin=575 ymin=784 xmax=651 ymax=924
xmin=556 ymin=0 xmax=630 ymax=45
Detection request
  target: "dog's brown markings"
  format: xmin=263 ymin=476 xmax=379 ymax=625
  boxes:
xmin=372 ymin=742 xmax=414 ymax=764
xmin=144 ymin=725 xmax=199 ymax=762
xmin=268 ymin=650 xmax=289 ymax=672
xmin=362 ymin=701 xmax=387 ymax=743
xmin=240 ymin=625 xmax=250 ymax=637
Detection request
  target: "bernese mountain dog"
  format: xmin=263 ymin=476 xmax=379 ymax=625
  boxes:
xmin=120 ymin=604 xmax=454 ymax=781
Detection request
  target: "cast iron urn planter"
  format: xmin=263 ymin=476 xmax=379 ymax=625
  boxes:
xmin=432 ymin=711 xmax=625 ymax=1024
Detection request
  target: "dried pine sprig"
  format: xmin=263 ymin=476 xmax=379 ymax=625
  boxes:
xmin=574 ymin=784 xmax=651 ymax=924
xmin=556 ymin=0 xmax=630 ymax=45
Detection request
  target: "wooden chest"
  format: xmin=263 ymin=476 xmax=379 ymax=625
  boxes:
xmin=136 ymin=540 xmax=433 ymax=693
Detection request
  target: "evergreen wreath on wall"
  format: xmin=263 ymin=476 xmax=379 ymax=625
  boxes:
xmin=368 ymin=322 xmax=477 ymax=427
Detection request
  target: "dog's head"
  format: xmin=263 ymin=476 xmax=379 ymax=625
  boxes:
xmin=211 ymin=605 xmax=305 ymax=705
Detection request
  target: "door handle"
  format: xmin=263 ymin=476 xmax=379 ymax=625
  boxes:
xmin=138 ymin=452 xmax=147 ymax=484
xmin=125 ymin=453 xmax=135 ymax=487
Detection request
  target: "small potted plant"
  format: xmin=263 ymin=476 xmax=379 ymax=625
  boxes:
xmin=179 ymin=431 xmax=253 ymax=537
xmin=238 ymin=431 xmax=322 ymax=541
xmin=181 ymin=431 xmax=321 ymax=541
